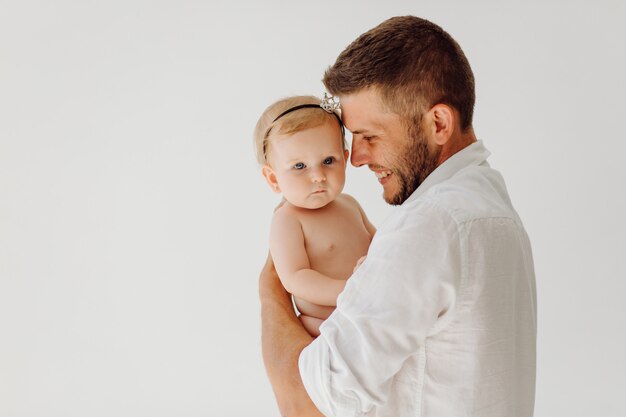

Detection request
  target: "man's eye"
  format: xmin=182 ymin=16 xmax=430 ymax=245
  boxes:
xmin=323 ymin=157 xmax=335 ymax=165
xmin=363 ymin=136 xmax=375 ymax=141
xmin=293 ymin=162 xmax=306 ymax=170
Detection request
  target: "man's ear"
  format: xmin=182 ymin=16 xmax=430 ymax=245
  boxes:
xmin=427 ymin=104 xmax=455 ymax=146
xmin=262 ymin=165 xmax=281 ymax=193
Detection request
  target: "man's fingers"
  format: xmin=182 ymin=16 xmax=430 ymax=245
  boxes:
xmin=353 ymin=255 xmax=367 ymax=273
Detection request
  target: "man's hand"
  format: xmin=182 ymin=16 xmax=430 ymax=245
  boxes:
xmin=353 ymin=255 xmax=367 ymax=273
xmin=259 ymin=253 xmax=324 ymax=417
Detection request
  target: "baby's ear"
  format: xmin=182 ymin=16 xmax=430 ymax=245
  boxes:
xmin=344 ymin=149 xmax=349 ymax=164
xmin=261 ymin=165 xmax=281 ymax=193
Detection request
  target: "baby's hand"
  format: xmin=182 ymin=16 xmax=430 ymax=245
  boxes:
xmin=353 ymin=256 xmax=367 ymax=273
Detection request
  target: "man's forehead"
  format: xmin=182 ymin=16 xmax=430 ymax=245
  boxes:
xmin=342 ymin=110 xmax=397 ymax=136
xmin=339 ymin=88 xmax=390 ymax=133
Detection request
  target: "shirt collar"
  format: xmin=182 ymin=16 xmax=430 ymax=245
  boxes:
xmin=405 ymin=140 xmax=491 ymax=204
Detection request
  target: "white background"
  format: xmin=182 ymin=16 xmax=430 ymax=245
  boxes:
xmin=1 ymin=1 xmax=625 ymax=416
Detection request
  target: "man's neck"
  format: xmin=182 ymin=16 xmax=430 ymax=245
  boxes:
xmin=437 ymin=127 xmax=477 ymax=167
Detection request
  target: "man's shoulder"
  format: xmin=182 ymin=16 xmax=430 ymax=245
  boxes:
xmin=421 ymin=164 xmax=518 ymax=224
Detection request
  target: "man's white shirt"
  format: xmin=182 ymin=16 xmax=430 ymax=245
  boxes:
xmin=299 ymin=141 xmax=537 ymax=417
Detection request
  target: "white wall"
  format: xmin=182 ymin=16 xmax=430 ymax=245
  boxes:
xmin=1 ymin=1 xmax=624 ymax=416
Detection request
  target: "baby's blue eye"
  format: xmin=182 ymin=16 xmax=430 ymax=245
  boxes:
xmin=293 ymin=162 xmax=306 ymax=170
xmin=323 ymin=157 xmax=335 ymax=165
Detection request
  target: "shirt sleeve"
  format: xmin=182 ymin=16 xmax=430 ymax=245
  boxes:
xmin=299 ymin=202 xmax=462 ymax=417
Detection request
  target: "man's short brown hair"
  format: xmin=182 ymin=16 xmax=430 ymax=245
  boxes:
xmin=323 ymin=16 xmax=475 ymax=131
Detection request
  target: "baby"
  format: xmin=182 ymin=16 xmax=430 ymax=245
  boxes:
xmin=254 ymin=94 xmax=375 ymax=337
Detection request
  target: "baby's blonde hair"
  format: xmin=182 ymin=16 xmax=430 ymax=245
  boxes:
xmin=253 ymin=95 xmax=345 ymax=165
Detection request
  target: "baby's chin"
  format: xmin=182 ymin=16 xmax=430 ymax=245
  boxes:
xmin=284 ymin=194 xmax=337 ymax=210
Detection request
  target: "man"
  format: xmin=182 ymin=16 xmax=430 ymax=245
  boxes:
xmin=260 ymin=16 xmax=536 ymax=417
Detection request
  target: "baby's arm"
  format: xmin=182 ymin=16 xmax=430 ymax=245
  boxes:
xmin=341 ymin=194 xmax=376 ymax=272
xmin=269 ymin=209 xmax=346 ymax=307
xmin=356 ymin=199 xmax=377 ymax=238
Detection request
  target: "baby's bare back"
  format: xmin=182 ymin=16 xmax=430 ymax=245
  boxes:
xmin=293 ymin=194 xmax=372 ymax=320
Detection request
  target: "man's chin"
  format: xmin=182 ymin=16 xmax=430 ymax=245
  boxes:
xmin=383 ymin=178 xmax=416 ymax=206
xmin=383 ymin=188 xmax=403 ymax=206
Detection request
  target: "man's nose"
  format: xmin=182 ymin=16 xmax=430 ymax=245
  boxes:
xmin=350 ymin=137 xmax=369 ymax=167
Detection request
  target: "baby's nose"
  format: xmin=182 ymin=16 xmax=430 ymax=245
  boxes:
xmin=310 ymin=169 xmax=326 ymax=183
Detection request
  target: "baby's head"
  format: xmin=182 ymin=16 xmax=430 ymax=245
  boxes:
xmin=254 ymin=95 xmax=348 ymax=210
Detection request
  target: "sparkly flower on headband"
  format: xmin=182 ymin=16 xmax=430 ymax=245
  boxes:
xmin=270 ymin=93 xmax=344 ymax=129
xmin=320 ymin=92 xmax=340 ymax=113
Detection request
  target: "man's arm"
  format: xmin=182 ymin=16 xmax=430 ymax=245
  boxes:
xmin=259 ymin=253 xmax=324 ymax=417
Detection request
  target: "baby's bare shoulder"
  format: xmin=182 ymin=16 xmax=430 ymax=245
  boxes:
xmin=269 ymin=203 xmax=305 ymax=242
xmin=272 ymin=201 xmax=303 ymax=224
xmin=336 ymin=193 xmax=363 ymax=211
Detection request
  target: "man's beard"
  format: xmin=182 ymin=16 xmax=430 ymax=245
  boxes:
xmin=386 ymin=128 xmax=440 ymax=206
